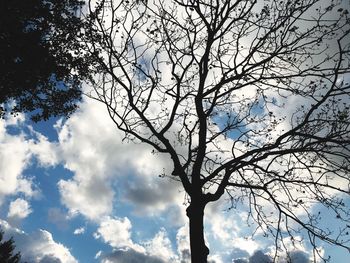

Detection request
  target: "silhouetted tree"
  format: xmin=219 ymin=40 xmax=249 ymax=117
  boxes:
xmin=0 ymin=229 xmax=21 ymax=263
xmin=0 ymin=0 xmax=91 ymax=121
xmin=83 ymin=0 xmax=350 ymax=262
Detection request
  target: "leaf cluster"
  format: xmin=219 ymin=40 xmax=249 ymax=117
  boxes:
xmin=0 ymin=0 xmax=91 ymax=121
xmin=0 ymin=229 xmax=21 ymax=263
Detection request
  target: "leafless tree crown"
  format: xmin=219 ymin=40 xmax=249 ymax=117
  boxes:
xmin=85 ymin=0 xmax=350 ymax=261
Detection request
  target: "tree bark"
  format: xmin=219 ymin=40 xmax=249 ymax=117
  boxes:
xmin=187 ymin=201 xmax=209 ymax=263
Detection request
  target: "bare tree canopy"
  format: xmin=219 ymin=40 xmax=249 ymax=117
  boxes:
xmin=83 ymin=0 xmax=350 ymax=262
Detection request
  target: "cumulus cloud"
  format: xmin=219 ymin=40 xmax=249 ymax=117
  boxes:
xmin=176 ymin=225 xmax=191 ymax=263
xmin=122 ymin=176 xmax=184 ymax=216
xmin=205 ymin=200 xmax=261 ymax=259
xmin=208 ymin=254 xmax=224 ymax=263
xmin=143 ymin=228 xmax=177 ymax=261
xmin=58 ymin=176 xmax=114 ymax=220
xmin=123 ymin=180 xmax=170 ymax=207
xmin=52 ymin=100 xmax=122 ymax=220
xmin=39 ymin=255 xmax=63 ymax=263
xmin=0 ymin=119 xmax=34 ymax=202
xmin=284 ymin=251 xmax=310 ymax=263
xmin=234 ymin=260 xmax=249 ymax=263
xmin=7 ymin=198 xmax=32 ymax=219
xmin=73 ymin=227 xmax=85 ymax=235
xmin=94 ymin=218 xmax=183 ymax=262
xmin=0 ymin=219 xmax=77 ymax=263
xmin=232 ymin=250 xmax=311 ymax=263
xmin=206 ymin=207 xmax=239 ymax=243
xmin=29 ymin=131 xmax=59 ymax=167
xmin=0 ymin=111 xmax=58 ymax=205
xmin=54 ymin=97 xmax=183 ymax=221
xmin=98 ymin=248 xmax=166 ymax=263
xmin=227 ymin=248 xmax=250 ymax=261
xmin=94 ymin=216 xmax=145 ymax=253
xmin=249 ymin=250 xmax=273 ymax=263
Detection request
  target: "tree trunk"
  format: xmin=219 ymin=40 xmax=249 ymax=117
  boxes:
xmin=187 ymin=201 xmax=209 ymax=263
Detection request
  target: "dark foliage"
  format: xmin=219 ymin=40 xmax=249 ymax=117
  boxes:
xmin=0 ymin=0 xmax=90 ymax=121
xmin=0 ymin=229 xmax=21 ymax=263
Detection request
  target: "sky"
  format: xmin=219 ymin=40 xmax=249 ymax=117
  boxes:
xmin=1 ymin=0 xmax=350 ymax=263
xmin=0 ymin=93 xmax=349 ymax=263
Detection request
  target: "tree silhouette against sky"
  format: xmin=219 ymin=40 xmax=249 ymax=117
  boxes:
xmin=82 ymin=0 xmax=350 ymax=262
xmin=0 ymin=228 xmax=21 ymax=263
xmin=0 ymin=0 xmax=90 ymax=121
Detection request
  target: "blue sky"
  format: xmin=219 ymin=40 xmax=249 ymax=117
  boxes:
xmin=0 ymin=94 xmax=349 ymax=263
xmin=1 ymin=0 xmax=349 ymax=260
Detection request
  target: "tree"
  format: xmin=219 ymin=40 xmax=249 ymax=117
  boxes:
xmin=0 ymin=228 xmax=21 ymax=263
xmin=83 ymin=0 xmax=350 ymax=262
xmin=0 ymin=0 xmax=91 ymax=121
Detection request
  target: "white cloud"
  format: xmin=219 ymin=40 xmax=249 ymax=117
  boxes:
xmin=207 ymin=211 xmax=238 ymax=243
xmin=54 ymin=98 xmax=137 ymax=220
xmin=95 ymin=217 xmax=186 ymax=262
xmin=23 ymin=229 xmax=77 ymax=263
xmin=58 ymin=177 xmax=114 ymax=220
xmin=0 ymin=111 xmax=58 ymax=204
xmin=29 ymin=131 xmax=59 ymax=167
xmin=95 ymin=250 xmax=102 ymax=259
xmin=0 ymin=125 xmax=33 ymax=201
xmin=232 ymin=249 xmax=312 ymax=263
xmin=7 ymin=198 xmax=32 ymax=219
xmin=0 ymin=219 xmax=78 ymax=263
xmin=203 ymin=199 xmax=269 ymax=261
xmin=16 ymin=177 xmax=37 ymax=198
xmin=232 ymin=237 xmax=260 ymax=256
xmin=98 ymin=248 xmax=166 ymax=263
xmin=208 ymin=254 xmax=224 ymax=263
xmin=94 ymin=216 xmax=145 ymax=253
xmin=54 ymin=97 xmax=183 ymax=220
xmin=143 ymin=228 xmax=177 ymax=261
xmin=122 ymin=175 xmax=184 ymax=216
xmin=73 ymin=227 xmax=85 ymax=235
xmin=176 ymin=225 xmax=191 ymax=263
